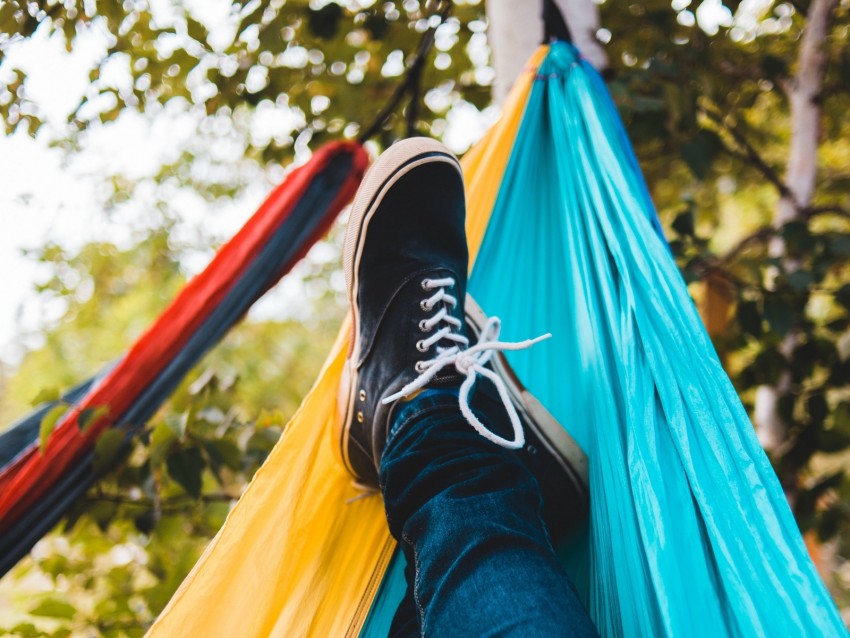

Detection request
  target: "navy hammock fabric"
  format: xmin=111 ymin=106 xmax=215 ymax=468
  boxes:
xmin=0 ymin=141 xmax=368 ymax=576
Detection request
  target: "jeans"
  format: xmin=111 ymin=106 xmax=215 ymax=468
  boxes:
xmin=379 ymin=389 xmax=598 ymax=638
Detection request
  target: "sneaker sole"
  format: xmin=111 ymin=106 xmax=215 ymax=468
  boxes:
xmin=336 ymin=138 xmax=463 ymax=478
xmin=465 ymin=296 xmax=589 ymax=511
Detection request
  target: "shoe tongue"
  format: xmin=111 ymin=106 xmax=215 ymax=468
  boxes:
xmin=430 ymin=369 xmax=465 ymax=388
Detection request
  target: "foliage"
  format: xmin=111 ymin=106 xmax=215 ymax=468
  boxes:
xmin=0 ymin=217 xmax=344 ymax=636
xmin=0 ymin=0 xmax=489 ymax=155
xmin=1 ymin=0 xmax=850 ymax=634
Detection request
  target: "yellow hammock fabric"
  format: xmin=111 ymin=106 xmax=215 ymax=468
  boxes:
xmin=146 ymin=46 xmax=549 ymax=638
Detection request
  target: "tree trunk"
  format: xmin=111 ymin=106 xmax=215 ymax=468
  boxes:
xmin=485 ymin=0 xmax=606 ymax=104
xmin=754 ymin=0 xmax=838 ymax=454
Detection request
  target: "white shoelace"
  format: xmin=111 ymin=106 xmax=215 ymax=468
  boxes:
xmin=382 ymin=277 xmax=551 ymax=449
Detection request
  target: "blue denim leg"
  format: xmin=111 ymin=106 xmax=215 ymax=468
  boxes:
xmin=379 ymin=389 xmax=597 ymax=638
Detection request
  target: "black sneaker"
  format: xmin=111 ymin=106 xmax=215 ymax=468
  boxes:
xmin=336 ymin=137 xmax=589 ymax=535
xmin=336 ymin=137 xmax=469 ymax=487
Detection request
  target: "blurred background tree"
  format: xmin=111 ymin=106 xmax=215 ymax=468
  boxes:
xmin=0 ymin=0 xmax=849 ymax=635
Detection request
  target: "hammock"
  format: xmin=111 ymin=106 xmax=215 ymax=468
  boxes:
xmin=145 ymin=43 xmax=844 ymax=637
xmin=0 ymin=141 xmax=368 ymax=575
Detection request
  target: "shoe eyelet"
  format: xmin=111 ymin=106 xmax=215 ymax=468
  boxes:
xmin=356 ymin=411 xmax=364 ymax=423
xmin=359 ymin=389 xmax=366 ymax=401
xmin=416 ymin=340 xmax=429 ymax=352
xmin=420 ymin=300 xmax=431 ymax=311
xmin=415 ymin=361 xmax=426 ymax=373
xmin=421 ymin=279 xmax=431 ymax=290
xmin=418 ymin=319 xmax=432 ymax=332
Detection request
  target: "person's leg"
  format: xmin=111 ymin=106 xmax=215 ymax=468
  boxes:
xmin=381 ymin=389 xmax=596 ymax=638
xmin=336 ymin=137 xmax=594 ymax=636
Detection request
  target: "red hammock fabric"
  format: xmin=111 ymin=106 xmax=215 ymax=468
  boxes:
xmin=0 ymin=141 xmax=368 ymax=532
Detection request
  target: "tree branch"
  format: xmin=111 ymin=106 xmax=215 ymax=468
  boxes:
xmin=702 ymin=107 xmax=793 ymax=200
xmin=713 ymin=203 xmax=849 ymax=268
xmin=357 ymin=0 xmax=451 ymax=142
xmin=689 ymin=258 xmax=755 ymax=291
xmin=719 ymin=225 xmax=775 ymax=263
xmin=84 ymin=492 xmax=236 ymax=509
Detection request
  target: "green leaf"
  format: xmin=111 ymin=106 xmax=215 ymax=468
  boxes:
xmin=807 ymin=394 xmax=828 ymax=426
xmin=164 ymin=412 xmax=188 ymax=440
xmin=166 ymin=447 xmax=205 ymax=498
xmin=816 ymin=428 xmax=850 ymax=453
xmin=836 ymin=284 xmax=850 ymax=311
xmin=749 ymin=347 xmax=786 ymax=385
xmin=841 ymin=48 xmax=850 ymax=90
xmin=791 ymin=341 xmax=818 ymax=382
xmin=186 ymin=16 xmax=208 ymax=45
xmin=782 ymin=220 xmax=814 ymax=255
xmin=87 ymin=499 xmax=118 ymax=531
xmin=834 ymin=402 xmax=850 ymax=432
xmin=133 ymin=508 xmax=158 ymax=535
xmin=824 ymin=317 xmax=848 ymax=333
xmin=817 ymin=504 xmax=844 ymax=541
xmin=204 ymin=439 xmax=242 ymax=472
xmin=827 ymin=233 xmax=850 ymax=257
xmin=737 ymin=299 xmax=762 ymax=337
xmin=78 ymin=405 xmax=110 ymax=432
xmin=30 ymin=386 xmax=60 ymax=406
xmin=308 ymin=3 xmax=343 ymax=39
xmin=93 ymin=429 xmax=126 ymax=475
xmin=62 ymin=500 xmax=88 ymax=533
xmin=761 ymin=54 xmax=788 ymax=80
xmin=364 ymin=11 xmax=389 ymax=40
xmin=29 ymin=598 xmax=77 ymax=619
xmin=794 ymin=471 xmax=843 ymax=524
xmin=247 ymin=427 xmax=281 ymax=454
xmin=150 ymin=421 xmax=178 ymax=466
xmin=787 ymin=270 xmax=814 ymax=293
xmin=777 ymin=393 xmax=797 ymax=424
xmin=681 ymin=130 xmax=721 ymax=180
xmin=256 ymin=408 xmax=286 ymax=428
xmin=39 ymin=404 xmax=69 ymax=453
xmin=9 ymin=623 xmax=40 ymax=638
xmin=671 ymin=209 xmax=695 ymax=237
xmin=764 ymin=296 xmax=794 ymax=337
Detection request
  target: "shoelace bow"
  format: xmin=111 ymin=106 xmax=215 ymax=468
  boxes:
xmin=382 ymin=277 xmax=551 ymax=449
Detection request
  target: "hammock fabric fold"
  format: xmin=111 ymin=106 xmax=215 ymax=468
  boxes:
xmin=0 ymin=141 xmax=368 ymax=576
xmin=147 ymin=43 xmax=844 ymax=637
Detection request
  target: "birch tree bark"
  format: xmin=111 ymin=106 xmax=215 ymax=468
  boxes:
xmin=754 ymin=0 xmax=840 ymax=454
xmin=485 ymin=0 xmax=607 ymax=104
xmin=485 ymin=0 xmax=542 ymax=104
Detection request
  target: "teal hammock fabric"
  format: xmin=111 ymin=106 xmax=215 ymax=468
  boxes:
xmin=362 ymin=42 xmax=844 ymax=636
